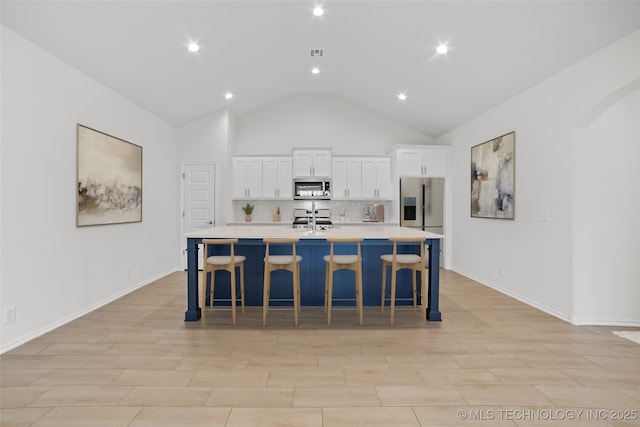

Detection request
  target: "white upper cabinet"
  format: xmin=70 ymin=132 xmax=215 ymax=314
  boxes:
xmin=262 ymin=157 xmax=293 ymax=199
xmin=361 ymin=157 xmax=391 ymax=199
xmin=232 ymin=157 xmax=263 ymax=199
xmin=233 ymin=156 xmax=292 ymax=200
xmin=293 ymin=149 xmax=331 ymax=177
xmin=332 ymin=157 xmax=362 ymax=199
xmin=395 ymin=146 xmax=448 ymax=177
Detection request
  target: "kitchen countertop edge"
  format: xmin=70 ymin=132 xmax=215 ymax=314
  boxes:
xmin=186 ymin=224 xmax=442 ymax=240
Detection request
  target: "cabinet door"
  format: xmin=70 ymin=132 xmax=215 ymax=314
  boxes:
xmin=345 ymin=158 xmax=362 ymax=198
xmin=361 ymin=159 xmax=378 ymax=198
xmin=293 ymin=149 xmax=332 ymax=177
xmin=397 ymin=150 xmax=425 ymax=177
xmin=312 ymin=150 xmax=332 ymax=177
xmin=232 ymin=157 xmax=262 ymax=199
xmin=232 ymin=158 xmax=248 ymax=199
xmin=375 ymin=158 xmax=391 ymax=199
xmin=262 ymin=158 xmax=279 ymax=199
xmin=293 ymin=151 xmax=314 ymax=177
xmin=333 ymin=158 xmax=362 ymax=199
xmin=424 ymin=149 xmax=448 ymax=177
xmin=362 ymin=158 xmax=390 ymax=199
xmin=332 ymin=158 xmax=348 ymax=199
xmin=276 ymin=157 xmax=293 ymax=199
xmin=245 ymin=158 xmax=263 ymax=198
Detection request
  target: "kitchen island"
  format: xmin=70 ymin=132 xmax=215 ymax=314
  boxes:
xmin=184 ymin=225 xmax=443 ymax=322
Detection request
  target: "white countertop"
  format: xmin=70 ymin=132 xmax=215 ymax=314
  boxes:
xmin=226 ymin=221 xmax=397 ymax=226
xmin=185 ymin=225 xmax=443 ymax=240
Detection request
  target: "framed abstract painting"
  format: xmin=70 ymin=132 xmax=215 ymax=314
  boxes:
xmin=76 ymin=124 xmax=142 ymax=226
xmin=471 ymin=131 xmax=515 ymax=219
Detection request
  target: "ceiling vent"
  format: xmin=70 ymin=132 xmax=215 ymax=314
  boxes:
xmin=310 ymin=49 xmax=324 ymax=58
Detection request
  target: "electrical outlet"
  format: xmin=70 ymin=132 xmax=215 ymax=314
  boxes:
xmin=126 ymin=268 xmax=132 ymax=279
xmin=3 ymin=307 xmax=16 ymax=324
xmin=538 ymin=209 xmax=551 ymax=222
xmin=498 ymin=267 xmax=505 ymax=277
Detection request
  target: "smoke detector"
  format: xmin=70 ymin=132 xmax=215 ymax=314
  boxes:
xmin=310 ymin=49 xmax=324 ymax=58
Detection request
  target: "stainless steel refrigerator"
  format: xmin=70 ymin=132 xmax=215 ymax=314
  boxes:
xmin=400 ymin=177 xmax=445 ymax=238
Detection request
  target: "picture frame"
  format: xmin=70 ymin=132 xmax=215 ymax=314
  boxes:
xmin=470 ymin=131 xmax=515 ymax=219
xmin=76 ymin=124 xmax=142 ymax=226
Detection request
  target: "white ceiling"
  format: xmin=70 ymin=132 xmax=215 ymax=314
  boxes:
xmin=3 ymin=1 xmax=640 ymax=137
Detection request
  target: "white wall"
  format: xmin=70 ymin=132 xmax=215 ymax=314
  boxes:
xmin=0 ymin=27 xmax=181 ymax=352
xmin=572 ymin=83 xmax=640 ymax=325
xmin=437 ymin=30 xmax=640 ymax=325
xmin=235 ymin=95 xmax=433 ymax=155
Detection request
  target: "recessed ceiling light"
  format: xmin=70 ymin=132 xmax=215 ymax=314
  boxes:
xmin=188 ymin=42 xmax=200 ymax=53
xmin=398 ymin=93 xmax=407 ymax=101
xmin=311 ymin=67 xmax=320 ymax=75
xmin=313 ymin=6 xmax=324 ymax=17
xmin=436 ymin=44 xmax=448 ymax=54
xmin=224 ymin=92 xmax=234 ymax=100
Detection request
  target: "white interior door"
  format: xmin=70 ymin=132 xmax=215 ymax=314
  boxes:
xmin=181 ymin=162 xmax=215 ymax=269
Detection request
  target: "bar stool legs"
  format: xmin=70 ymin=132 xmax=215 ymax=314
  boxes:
xmin=380 ymin=237 xmax=425 ymax=325
xmin=262 ymin=238 xmax=302 ymax=326
xmin=324 ymin=237 xmax=364 ymax=326
xmin=200 ymin=239 xmax=246 ymax=325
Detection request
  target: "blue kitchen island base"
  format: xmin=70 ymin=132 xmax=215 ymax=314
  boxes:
xmin=184 ymin=226 xmax=442 ymax=322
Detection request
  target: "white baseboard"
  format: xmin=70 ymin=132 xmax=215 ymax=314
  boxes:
xmin=453 ymin=269 xmax=573 ymax=323
xmin=570 ymin=317 xmax=640 ymax=327
xmin=453 ymin=269 xmax=640 ymax=327
xmin=0 ymin=267 xmax=181 ymax=354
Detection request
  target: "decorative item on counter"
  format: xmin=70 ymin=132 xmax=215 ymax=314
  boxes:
xmin=273 ymin=206 xmax=281 ymax=222
xmin=242 ymin=203 xmax=254 ymax=222
xmin=339 ymin=208 xmax=346 ymax=222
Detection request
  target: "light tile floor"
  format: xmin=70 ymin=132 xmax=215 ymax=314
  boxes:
xmin=1 ymin=270 xmax=639 ymax=426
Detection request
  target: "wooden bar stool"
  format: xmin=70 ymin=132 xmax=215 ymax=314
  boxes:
xmin=263 ymin=238 xmax=302 ymax=326
xmin=324 ymin=237 xmax=364 ymax=325
xmin=380 ymin=237 xmax=426 ymax=325
xmin=200 ymin=238 xmax=245 ymax=325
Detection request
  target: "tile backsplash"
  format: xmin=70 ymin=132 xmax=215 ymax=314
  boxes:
xmin=232 ymin=200 xmax=392 ymax=223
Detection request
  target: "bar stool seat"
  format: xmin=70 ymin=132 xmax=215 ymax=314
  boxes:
xmin=323 ymin=237 xmax=364 ymax=326
xmin=380 ymin=237 xmax=426 ymax=325
xmin=263 ymin=238 xmax=302 ymax=326
xmin=200 ymin=238 xmax=245 ymax=325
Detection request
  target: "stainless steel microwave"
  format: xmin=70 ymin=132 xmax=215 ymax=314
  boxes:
xmin=293 ymin=179 xmax=331 ymax=200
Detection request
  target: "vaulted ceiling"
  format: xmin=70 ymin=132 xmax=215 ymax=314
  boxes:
xmin=3 ymin=1 xmax=640 ymax=137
